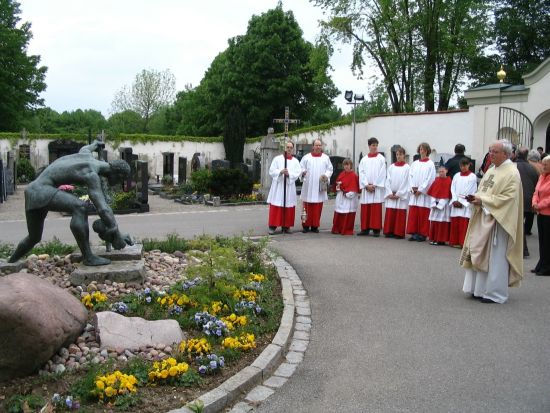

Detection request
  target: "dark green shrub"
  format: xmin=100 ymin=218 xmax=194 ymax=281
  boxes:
xmin=16 ymin=158 xmax=36 ymax=183
xmin=190 ymin=169 xmax=211 ymax=194
xmin=111 ymin=190 xmax=138 ymax=210
xmin=208 ymin=169 xmax=253 ymax=199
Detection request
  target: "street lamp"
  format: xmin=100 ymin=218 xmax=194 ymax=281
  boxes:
xmin=345 ymin=90 xmax=365 ymax=169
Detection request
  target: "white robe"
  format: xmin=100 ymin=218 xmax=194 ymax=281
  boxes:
xmin=463 ymin=219 xmax=510 ymax=303
xmin=384 ymin=163 xmax=410 ymax=210
xmin=335 ymin=190 xmax=359 ymax=213
xmin=266 ymin=155 xmax=302 ymax=207
xmin=359 ymin=154 xmax=386 ymax=204
xmin=299 ymin=153 xmax=333 ymax=203
xmin=450 ymin=173 xmax=478 ymax=219
xmin=408 ymin=159 xmax=436 ymax=208
xmin=429 ymin=198 xmax=451 ymax=222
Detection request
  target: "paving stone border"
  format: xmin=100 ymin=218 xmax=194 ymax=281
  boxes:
xmin=167 ymin=254 xmax=310 ymax=413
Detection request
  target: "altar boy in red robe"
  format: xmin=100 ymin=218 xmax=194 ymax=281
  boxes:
xmin=427 ymin=165 xmax=452 ymax=245
xmin=331 ymin=159 xmax=360 ymax=235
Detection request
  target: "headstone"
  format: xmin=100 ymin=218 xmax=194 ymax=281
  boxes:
xmin=48 ymin=139 xmax=84 ymax=163
xmin=119 ymin=147 xmax=138 ymax=190
xmin=260 ymin=127 xmax=281 ymax=198
xmin=162 ymin=152 xmax=174 ymax=183
xmin=136 ymin=160 xmax=149 ymax=211
xmin=329 ymin=156 xmax=345 ymax=191
xmin=253 ymin=159 xmax=261 ymax=183
xmin=211 ymin=159 xmax=230 ymax=171
xmin=5 ymin=151 xmax=15 ymax=195
xmin=178 ymin=157 xmax=187 ymax=184
xmin=191 ymin=152 xmax=202 ymax=172
xmin=0 ymin=159 xmax=5 ymax=203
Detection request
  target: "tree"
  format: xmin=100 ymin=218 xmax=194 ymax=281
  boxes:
xmin=111 ymin=68 xmax=176 ymax=132
xmin=172 ymin=4 xmax=338 ymax=138
xmin=0 ymin=0 xmax=47 ymax=131
xmin=494 ymin=0 xmax=550 ymax=84
xmin=223 ymin=106 xmax=247 ymax=166
xmin=315 ymin=0 xmax=491 ymax=112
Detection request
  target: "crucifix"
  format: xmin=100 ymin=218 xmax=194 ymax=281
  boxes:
xmin=273 ymin=106 xmax=300 ymax=139
xmin=272 ymin=106 xmax=300 ymax=232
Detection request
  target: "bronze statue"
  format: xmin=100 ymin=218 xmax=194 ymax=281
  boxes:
xmin=9 ymin=140 xmax=133 ymax=266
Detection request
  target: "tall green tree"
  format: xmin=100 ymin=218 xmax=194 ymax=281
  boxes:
xmin=0 ymin=0 xmax=47 ymax=131
xmin=111 ymin=68 xmax=176 ymax=133
xmin=315 ymin=0 xmax=491 ymax=112
xmin=494 ymin=0 xmax=550 ymax=84
xmin=173 ymin=4 xmax=338 ymax=139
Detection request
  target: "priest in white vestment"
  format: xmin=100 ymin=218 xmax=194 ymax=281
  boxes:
xmin=299 ymin=139 xmax=333 ymax=233
xmin=266 ymin=140 xmax=302 ymax=234
xmin=460 ymin=140 xmax=524 ymax=304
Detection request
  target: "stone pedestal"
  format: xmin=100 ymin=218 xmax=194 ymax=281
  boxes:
xmin=0 ymin=259 xmax=26 ymax=276
xmin=70 ymin=260 xmax=146 ymax=286
xmin=70 ymin=244 xmax=143 ymax=263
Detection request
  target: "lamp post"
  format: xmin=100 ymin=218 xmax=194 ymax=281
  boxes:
xmin=344 ymin=90 xmax=364 ymax=169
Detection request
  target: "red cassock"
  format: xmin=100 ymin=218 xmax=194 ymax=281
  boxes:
xmin=427 ymin=177 xmax=452 ymax=243
xmin=332 ymin=170 xmax=360 ymax=235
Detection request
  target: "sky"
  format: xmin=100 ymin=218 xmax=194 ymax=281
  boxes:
xmin=18 ymin=0 xmax=369 ymax=119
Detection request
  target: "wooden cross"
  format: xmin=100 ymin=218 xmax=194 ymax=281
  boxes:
xmin=273 ymin=106 xmax=300 ymax=138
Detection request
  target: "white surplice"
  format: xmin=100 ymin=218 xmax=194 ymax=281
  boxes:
xmin=266 ymin=155 xmax=302 ymax=207
xmin=450 ymin=172 xmax=478 ymax=219
xmin=384 ymin=162 xmax=410 ymax=210
xmin=408 ymin=159 xmax=436 ymax=208
xmin=358 ymin=154 xmax=386 ymax=204
xmin=299 ymin=153 xmax=333 ymax=203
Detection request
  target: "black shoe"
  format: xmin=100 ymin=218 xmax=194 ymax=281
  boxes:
xmin=302 ymin=226 xmax=310 ymax=233
xmin=480 ymin=298 xmax=498 ymax=304
xmin=408 ymin=235 xmax=417 ymax=241
xmin=268 ymin=226 xmax=276 ymax=235
xmin=535 ymin=271 xmax=550 ymax=276
xmin=311 ymin=227 xmax=319 ymax=233
xmin=384 ymin=233 xmax=394 ymax=238
xmin=416 ymin=235 xmax=426 ymax=242
xmin=530 ymin=268 xmax=538 ymax=273
xmin=282 ymin=227 xmax=292 ymax=234
xmin=372 ymin=230 xmax=380 ymax=237
xmin=357 ymin=230 xmax=369 ymax=236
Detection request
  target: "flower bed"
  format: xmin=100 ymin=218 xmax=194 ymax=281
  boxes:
xmin=0 ymin=235 xmax=282 ymax=413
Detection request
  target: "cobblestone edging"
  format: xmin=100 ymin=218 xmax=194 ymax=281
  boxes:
xmin=167 ymin=255 xmax=311 ymax=413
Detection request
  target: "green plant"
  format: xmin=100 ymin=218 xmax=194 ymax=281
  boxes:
xmin=141 ymin=233 xmax=188 ymax=253
xmin=6 ymin=394 xmax=45 ymax=413
xmin=208 ymin=168 xmax=253 ymax=199
xmin=0 ymin=242 xmax=14 ymax=259
xmin=15 ymin=157 xmax=36 ymax=183
xmin=190 ymin=169 xmax=211 ymax=194
xmin=177 ymin=182 xmax=194 ymax=195
xmin=161 ymin=174 xmax=173 ymax=186
xmin=30 ymin=237 xmax=75 ymax=256
xmin=111 ymin=190 xmax=137 ymax=210
xmin=187 ymin=399 xmax=205 ymax=413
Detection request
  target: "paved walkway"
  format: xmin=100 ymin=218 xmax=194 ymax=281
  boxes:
xmin=1 ymin=189 xmax=549 ymax=412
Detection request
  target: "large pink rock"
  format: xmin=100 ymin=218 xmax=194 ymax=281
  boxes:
xmin=0 ymin=273 xmax=88 ymax=382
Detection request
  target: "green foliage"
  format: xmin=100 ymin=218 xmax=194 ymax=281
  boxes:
xmin=0 ymin=242 xmax=14 ymax=259
xmin=493 ymin=0 xmax=550 ymax=84
xmin=15 ymin=157 xmax=35 ymax=182
xmin=0 ymin=0 xmax=47 ymax=132
xmin=30 ymin=236 xmax=75 ymax=256
xmin=122 ymin=358 xmax=150 ymax=386
xmin=170 ymin=4 xmax=338 ymax=137
xmin=107 ymin=110 xmax=143 ymax=134
xmin=175 ymin=370 xmax=202 ymax=387
xmin=186 ymin=399 xmax=205 ymax=413
xmin=208 ymin=169 xmax=253 ymax=199
xmin=161 ymin=174 xmax=173 ymax=186
xmin=223 ymin=106 xmax=246 ymax=167
xmin=5 ymin=394 xmax=45 ymax=413
xmin=190 ymin=169 xmax=211 ymax=194
xmin=141 ymin=233 xmax=188 ymax=253
xmin=113 ymin=392 xmax=141 ymax=410
xmin=111 ymin=190 xmax=138 ymax=210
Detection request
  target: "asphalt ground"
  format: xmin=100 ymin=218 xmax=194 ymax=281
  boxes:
xmin=1 ymin=188 xmax=549 ymax=412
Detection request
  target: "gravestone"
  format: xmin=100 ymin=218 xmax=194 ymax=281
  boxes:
xmin=260 ymin=127 xmax=281 ymax=198
xmin=211 ymin=159 xmax=230 ymax=171
xmin=162 ymin=152 xmax=174 ymax=183
xmin=178 ymin=157 xmax=187 ymax=184
xmin=0 ymin=159 xmax=5 ymax=203
xmin=136 ymin=160 xmax=149 ymax=212
xmin=119 ymin=147 xmax=138 ymax=190
xmin=5 ymin=151 xmax=16 ymax=195
xmin=329 ymin=156 xmax=345 ymax=191
xmin=48 ymin=139 xmax=84 ymax=163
